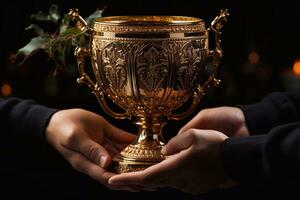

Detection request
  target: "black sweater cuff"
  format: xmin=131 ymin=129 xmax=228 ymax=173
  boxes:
xmin=1 ymin=98 xmax=58 ymax=142
xmin=20 ymin=103 xmax=58 ymax=141
xmin=221 ymin=135 xmax=266 ymax=184
xmin=239 ymin=92 xmax=299 ymax=135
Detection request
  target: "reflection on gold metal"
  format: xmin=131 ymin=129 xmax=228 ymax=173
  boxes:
xmin=70 ymin=9 xmax=229 ymax=173
xmin=293 ymin=60 xmax=300 ymax=75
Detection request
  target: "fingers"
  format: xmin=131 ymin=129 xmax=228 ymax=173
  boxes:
xmin=61 ymin=148 xmax=140 ymax=192
xmin=109 ymin=152 xmax=185 ymax=187
xmin=109 ymin=170 xmax=147 ymax=186
xmin=65 ymin=133 xmax=111 ymax=168
xmin=103 ymin=121 xmax=136 ymax=144
xmin=162 ymin=129 xmax=196 ymax=155
xmin=79 ymin=109 xmax=136 ymax=144
xmin=178 ymin=111 xmax=206 ymax=135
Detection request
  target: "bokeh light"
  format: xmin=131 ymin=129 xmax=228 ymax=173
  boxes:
xmin=293 ymin=60 xmax=300 ymax=75
xmin=248 ymin=51 xmax=260 ymax=65
xmin=1 ymin=83 xmax=12 ymax=96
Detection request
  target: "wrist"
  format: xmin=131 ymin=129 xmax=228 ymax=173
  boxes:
xmin=234 ymin=107 xmax=250 ymax=137
xmin=45 ymin=110 xmax=62 ymax=146
xmin=217 ymin=137 xmax=239 ymax=188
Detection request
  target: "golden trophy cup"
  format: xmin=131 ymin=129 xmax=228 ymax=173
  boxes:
xmin=69 ymin=9 xmax=229 ymax=173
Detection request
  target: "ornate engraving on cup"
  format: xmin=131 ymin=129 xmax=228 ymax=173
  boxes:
xmin=92 ymin=38 xmax=208 ymax=119
xmin=136 ymin=44 xmax=168 ymax=95
xmin=178 ymin=42 xmax=202 ymax=89
xmin=70 ymin=9 xmax=229 ymax=173
xmin=102 ymin=43 xmax=127 ymax=91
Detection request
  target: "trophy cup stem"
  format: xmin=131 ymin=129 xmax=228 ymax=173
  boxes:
xmin=112 ymin=116 xmax=167 ymax=173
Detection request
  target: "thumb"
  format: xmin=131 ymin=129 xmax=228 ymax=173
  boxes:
xmin=161 ymin=129 xmax=195 ymax=156
xmin=67 ymin=134 xmax=111 ymax=168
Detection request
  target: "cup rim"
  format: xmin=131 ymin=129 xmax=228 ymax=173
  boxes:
xmin=94 ymin=16 xmax=204 ymax=26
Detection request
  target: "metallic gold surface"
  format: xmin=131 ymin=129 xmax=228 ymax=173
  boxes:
xmin=70 ymin=9 xmax=229 ymax=173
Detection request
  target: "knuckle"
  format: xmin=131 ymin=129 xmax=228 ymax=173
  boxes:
xmin=186 ymin=129 xmax=198 ymax=140
xmin=180 ymin=127 xmax=194 ymax=135
xmin=95 ymin=114 xmax=105 ymax=124
xmin=98 ymin=114 xmax=105 ymax=121
xmin=198 ymin=109 xmax=207 ymax=116
xmin=65 ymin=129 xmax=78 ymax=146
xmin=178 ymin=129 xmax=199 ymax=149
xmin=186 ymin=128 xmax=196 ymax=134
xmin=85 ymin=145 xmax=101 ymax=163
xmin=197 ymin=109 xmax=209 ymax=118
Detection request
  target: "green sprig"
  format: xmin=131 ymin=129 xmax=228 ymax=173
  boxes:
xmin=12 ymin=5 xmax=103 ymax=72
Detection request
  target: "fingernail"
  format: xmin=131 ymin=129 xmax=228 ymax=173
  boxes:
xmin=99 ymin=155 xmax=108 ymax=168
xmin=108 ymin=178 xmax=120 ymax=185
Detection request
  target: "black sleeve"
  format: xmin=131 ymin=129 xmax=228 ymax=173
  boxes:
xmin=0 ymin=98 xmax=58 ymax=142
xmin=222 ymin=121 xmax=300 ymax=186
xmin=239 ymin=90 xmax=300 ymax=135
xmin=222 ymin=90 xmax=300 ymax=186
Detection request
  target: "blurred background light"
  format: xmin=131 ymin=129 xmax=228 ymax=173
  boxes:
xmin=1 ymin=83 xmax=12 ymax=97
xmin=293 ymin=60 xmax=300 ymax=75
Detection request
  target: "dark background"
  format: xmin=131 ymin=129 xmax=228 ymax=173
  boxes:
xmin=1 ymin=0 xmax=300 ymax=199
xmin=3 ymin=0 xmax=300 ymax=107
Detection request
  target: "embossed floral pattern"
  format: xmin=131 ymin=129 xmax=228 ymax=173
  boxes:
xmin=101 ymin=43 xmax=127 ymax=91
xmin=94 ymin=38 xmax=207 ymax=116
xmin=136 ymin=45 xmax=168 ymax=95
xmin=177 ymin=42 xmax=202 ymax=92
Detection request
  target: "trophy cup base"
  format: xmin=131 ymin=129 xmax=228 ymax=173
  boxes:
xmin=110 ymin=117 xmax=167 ymax=173
xmin=111 ymin=155 xmax=160 ymax=173
xmin=111 ymin=142 xmax=165 ymax=173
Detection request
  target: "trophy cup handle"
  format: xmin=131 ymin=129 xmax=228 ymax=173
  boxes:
xmin=169 ymin=88 xmax=204 ymax=120
xmin=203 ymin=9 xmax=229 ymax=91
xmin=170 ymin=9 xmax=229 ymax=120
xmin=70 ymin=9 xmax=129 ymax=119
xmin=75 ymin=47 xmax=95 ymax=91
xmin=68 ymin=8 xmax=88 ymax=31
xmin=75 ymin=47 xmax=129 ymax=119
xmin=209 ymin=9 xmax=229 ymax=59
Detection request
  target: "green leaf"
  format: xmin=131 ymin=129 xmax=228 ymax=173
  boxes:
xmin=17 ymin=36 xmax=50 ymax=56
xmin=12 ymin=5 xmax=104 ymax=71
xmin=31 ymin=11 xmax=50 ymax=21
xmin=86 ymin=9 xmax=104 ymax=26
xmin=59 ymin=41 xmax=73 ymax=67
xmin=59 ymin=14 xmax=71 ymax=34
xmin=30 ymin=4 xmax=60 ymax=23
xmin=25 ymin=24 xmax=46 ymax=36
xmin=49 ymin=4 xmax=60 ymax=23
xmin=59 ymin=27 xmax=85 ymax=37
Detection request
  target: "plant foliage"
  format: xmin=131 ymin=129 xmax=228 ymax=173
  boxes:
xmin=11 ymin=5 xmax=104 ymax=72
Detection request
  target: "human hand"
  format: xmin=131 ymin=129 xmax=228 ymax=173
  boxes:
xmin=180 ymin=106 xmax=250 ymax=137
xmin=45 ymin=108 xmax=138 ymax=191
xmin=109 ymin=129 xmax=229 ymax=194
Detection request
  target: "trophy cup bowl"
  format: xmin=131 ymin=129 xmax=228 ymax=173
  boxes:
xmin=69 ymin=9 xmax=229 ymax=173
